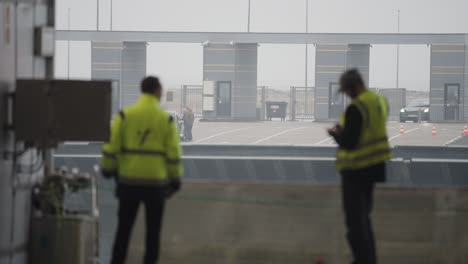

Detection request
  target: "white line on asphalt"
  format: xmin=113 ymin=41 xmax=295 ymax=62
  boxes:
xmin=253 ymin=127 xmax=307 ymax=144
xmin=54 ymin=154 xmax=101 ymax=158
xmin=314 ymin=137 xmax=333 ymax=145
xmin=389 ymin=127 xmax=421 ymax=141
xmin=194 ymin=127 xmax=251 ymax=143
xmin=444 ymin=135 xmax=463 ymax=146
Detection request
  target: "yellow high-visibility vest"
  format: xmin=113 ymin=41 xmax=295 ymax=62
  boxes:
xmin=101 ymin=94 xmax=183 ymax=185
xmin=336 ymin=90 xmax=391 ymax=171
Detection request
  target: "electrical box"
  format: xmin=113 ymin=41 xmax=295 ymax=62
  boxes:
xmin=15 ymin=80 xmax=112 ymax=145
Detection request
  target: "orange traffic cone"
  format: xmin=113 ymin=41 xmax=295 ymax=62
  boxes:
xmin=464 ymin=125 xmax=468 ymax=136
xmin=432 ymin=126 xmax=437 ymax=136
xmin=400 ymin=125 xmax=405 ymax=135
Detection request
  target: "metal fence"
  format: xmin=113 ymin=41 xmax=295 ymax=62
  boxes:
xmin=181 ymin=85 xmax=203 ymax=117
xmin=378 ymin=88 xmax=407 ymax=121
xmin=290 ymin=87 xmax=315 ymax=121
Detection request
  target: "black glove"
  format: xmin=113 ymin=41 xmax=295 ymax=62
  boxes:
xmin=165 ymin=178 xmax=181 ymax=199
xmin=101 ymin=169 xmax=117 ymax=179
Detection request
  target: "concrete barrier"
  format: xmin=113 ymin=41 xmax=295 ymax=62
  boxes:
xmin=96 ymin=182 xmax=468 ymax=264
xmin=54 ymin=144 xmax=468 ymax=263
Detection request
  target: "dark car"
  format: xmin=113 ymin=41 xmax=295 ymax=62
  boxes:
xmin=400 ymin=99 xmax=429 ymax=123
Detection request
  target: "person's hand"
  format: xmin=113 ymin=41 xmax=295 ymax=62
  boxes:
xmin=327 ymin=124 xmax=343 ymax=137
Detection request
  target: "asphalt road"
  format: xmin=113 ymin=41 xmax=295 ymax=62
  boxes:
xmin=185 ymin=121 xmax=468 ymax=146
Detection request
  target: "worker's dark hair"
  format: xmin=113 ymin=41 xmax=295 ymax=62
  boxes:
xmin=340 ymin=69 xmax=365 ymax=93
xmin=141 ymin=76 xmax=161 ymax=94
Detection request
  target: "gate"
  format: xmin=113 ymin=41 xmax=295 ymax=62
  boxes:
xmin=257 ymin=86 xmax=268 ymax=120
xmin=290 ymin=87 xmax=315 ymax=120
xmin=181 ymin=85 xmax=203 ymax=117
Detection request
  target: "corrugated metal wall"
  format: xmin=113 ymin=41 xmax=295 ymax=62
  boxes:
xmin=121 ymin=42 xmax=146 ymax=108
xmin=203 ymin=43 xmax=258 ymax=120
xmin=430 ymin=44 xmax=466 ymax=122
xmin=92 ymin=41 xmax=147 ymax=112
xmin=315 ymin=44 xmax=370 ymax=121
xmin=91 ymin=41 xmax=122 ymax=115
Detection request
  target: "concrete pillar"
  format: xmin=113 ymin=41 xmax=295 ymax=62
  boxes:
xmin=92 ymin=41 xmax=147 ymax=113
xmin=315 ymin=44 xmax=370 ymax=121
xmin=91 ymin=41 xmax=122 ymax=115
xmin=430 ymin=44 xmax=466 ymax=122
xmin=121 ymin=42 xmax=147 ymax=108
xmin=203 ymin=43 xmax=258 ymax=121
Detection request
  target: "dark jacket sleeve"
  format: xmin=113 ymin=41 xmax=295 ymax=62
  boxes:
xmin=333 ymin=105 xmax=362 ymax=150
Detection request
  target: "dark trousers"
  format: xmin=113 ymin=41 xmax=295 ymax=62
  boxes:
xmin=184 ymin=124 xmax=193 ymax=141
xmin=110 ymin=184 xmax=166 ymax=264
xmin=341 ymin=163 xmax=385 ymax=264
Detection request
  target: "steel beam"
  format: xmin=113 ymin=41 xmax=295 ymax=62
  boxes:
xmin=56 ymin=30 xmax=467 ymax=45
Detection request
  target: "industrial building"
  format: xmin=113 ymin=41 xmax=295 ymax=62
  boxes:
xmin=1 ymin=1 xmax=468 ymax=264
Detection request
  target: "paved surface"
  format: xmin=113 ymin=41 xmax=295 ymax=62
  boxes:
xmin=185 ymin=121 xmax=468 ymax=146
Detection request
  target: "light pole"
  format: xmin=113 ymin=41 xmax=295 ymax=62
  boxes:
xmin=110 ymin=0 xmax=113 ymax=31
xmin=305 ymin=0 xmax=309 ymax=89
xmin=67 ymin=8 xmax=71 ymax=79
xmin=396 ymin=9 xmax=400 ymax=89
xmin=247 ymin=0 xmax=251 ymax=32
xmin=96 ymin=0 xmax=98 ymax=30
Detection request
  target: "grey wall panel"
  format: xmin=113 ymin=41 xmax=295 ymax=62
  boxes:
xmin=16 ymin=3 xmax=34 ymax=78
xmin=430 ymin=44 xmax=466 ymax=122
xmin=315 ymin=44 xmax=372 ymax=121
xmin=315 ymin=44 xmax=347 ymax=120
xmin=314 ymin=87 xmax=329 ymax=120
xmin=203 ymin=43 xmax=258 ymax=120
xmin=121 ymin=42 xmax=146 ymax=108
xmin=234 ymin=44 xmax=257 ymax=119
xmin=347 ymin=44 xmax=370 ymax=85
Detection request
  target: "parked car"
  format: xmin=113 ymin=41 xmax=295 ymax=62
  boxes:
xmin=167 ymin=111 xmax=186 ymax=141
xmin=400 ymin=99 xmax=429 ymax=123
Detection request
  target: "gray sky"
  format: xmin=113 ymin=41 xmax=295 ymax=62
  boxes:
xmin=54 ymin=0 xmax=468 ymax=91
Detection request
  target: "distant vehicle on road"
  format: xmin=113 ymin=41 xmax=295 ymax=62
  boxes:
xmin=400 ymin=99 xmax=429 ymax=123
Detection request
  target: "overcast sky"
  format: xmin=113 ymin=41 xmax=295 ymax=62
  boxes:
xmin=54 ymin=0 xmax=468 ymax=91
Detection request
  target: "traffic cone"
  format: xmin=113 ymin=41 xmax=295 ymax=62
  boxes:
xmin=400 ymin=125 xmax=405 ymax=135
xmin=464 ymin=125 xmax=468 ymax=136
xmin=432 ymin=126 xmax=437 ymax=136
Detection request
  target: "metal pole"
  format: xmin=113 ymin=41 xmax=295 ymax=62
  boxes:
xmin=396 ymin=9 xmax=400 ymax=89
xmin=96 ymin=0 xmax=99 ymax=31
xmin=110 ymin=0 xmax=113 ymax=31
xmin=305 ymin=0 xmax=309 ymax=89
xmin=247 ymin=0 xmax=251 ymax=32
xmin=304 ymin=0 xmax=309 ymax=115
xmin=67 ymin=8 xmax=71 ymax=79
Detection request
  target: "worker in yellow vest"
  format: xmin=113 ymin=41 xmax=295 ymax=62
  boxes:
xmin=101 ymin=76 xmax=183 ymax=264
xmin=328 ymin=69 xmax=391 ymax=264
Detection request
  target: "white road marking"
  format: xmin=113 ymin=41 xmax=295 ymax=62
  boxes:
xmin=194 ymin=127 xmax=251 ymax=143
xmin=444 ymin=135 xmax=463 ymax=146
xmin=253 ymin=127 xmax=307 ymax=144
xmin=389 ymin=127 xmax=421 ymax=141
xmin=314 ymin=137 xmax=334 ymax=145
xmin=54 ymin=154 xmax=101 ymax=158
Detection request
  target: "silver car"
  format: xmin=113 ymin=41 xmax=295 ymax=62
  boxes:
xmin=400 ymin=99 xmax=430 ymax=123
